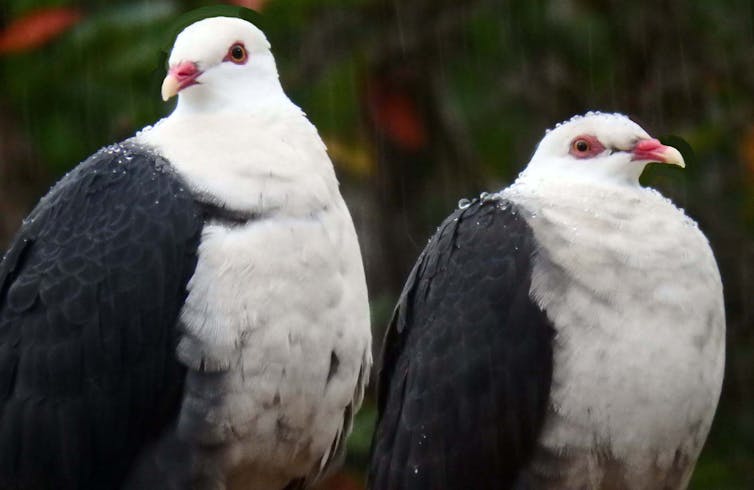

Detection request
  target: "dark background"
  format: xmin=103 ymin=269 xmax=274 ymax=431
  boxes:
xmin=1 ymin=1 xmax=752 ymax=488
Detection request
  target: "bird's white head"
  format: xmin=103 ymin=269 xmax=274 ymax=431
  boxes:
xmin=161 ymin=16 xmax=290 ymax=115
xmin=523 ymin=112 xmax=685 ymax=186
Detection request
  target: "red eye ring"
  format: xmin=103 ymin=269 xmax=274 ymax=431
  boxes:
xmin=225 ymin=43 xmax=248 ymax=64
xmin=569 ymin=135 xmax=605 ymax=159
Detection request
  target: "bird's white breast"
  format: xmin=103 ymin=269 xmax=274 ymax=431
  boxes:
xmin=181 ymin=205 xmax=370 ymax=476
xmin=135 ymin=108 xmax=371 ymax=484
xmin=504 ymin=179 xmax=725 ymax=487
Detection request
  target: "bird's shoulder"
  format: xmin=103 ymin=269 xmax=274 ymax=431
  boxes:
xmin=1 ymin=141 xmax=204 ymax=305
xmin=379 ymin=195 xmax=546 ymax=400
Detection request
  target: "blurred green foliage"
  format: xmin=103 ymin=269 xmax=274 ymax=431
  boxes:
xmin=1 ymin=0 xmax=753 ymax=488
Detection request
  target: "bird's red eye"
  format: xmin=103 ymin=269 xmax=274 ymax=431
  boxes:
xmin=225 ymin=43 xmax=247 ymax=64
xmin=569 ymin=135 xmax=605 ymax=159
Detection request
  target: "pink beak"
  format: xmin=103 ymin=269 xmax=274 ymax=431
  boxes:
xmin=631 ymin=138 xmax=685 ymax=167
xmin=161 ymin=61 xmax=202 ymax=101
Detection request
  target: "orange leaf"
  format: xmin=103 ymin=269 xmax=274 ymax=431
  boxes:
xmin=0 ymin=7 xmax=83 ymax=54
xmin=226 ymin=0 xmax=269 ymax=12
xmin=367 ymin=83 xmax=428 ymax=152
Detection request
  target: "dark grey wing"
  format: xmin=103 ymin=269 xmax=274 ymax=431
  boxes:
xmin=368 ymin=198 xmax=555 ymax=490
xmin=0 ymin=143 xmax=204 ymax=490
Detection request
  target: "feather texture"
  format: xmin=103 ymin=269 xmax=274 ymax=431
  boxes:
xmin=0 ymin=143 xmax=203 ymax=489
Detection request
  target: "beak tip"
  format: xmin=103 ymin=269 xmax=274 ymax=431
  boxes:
xmin=664 ymin=146 xmax=686 ymax=169
xmin=161 ymin=75 xmax=179 ymax=102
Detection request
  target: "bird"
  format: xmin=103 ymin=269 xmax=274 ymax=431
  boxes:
xmin=0 ymin=16 xmax=371 ymax=490
xmin=367 ymin=112 xmax=725 ymax=490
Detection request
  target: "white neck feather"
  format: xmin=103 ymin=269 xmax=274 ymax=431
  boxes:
xmin=135 ymin=96 xmax=338 ymax=218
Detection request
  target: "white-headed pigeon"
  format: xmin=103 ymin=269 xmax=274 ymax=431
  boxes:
xmin=368 ymin=112 xmax=724 ymax=490
xmin=0 ymin=16 xmax=372 ymax=490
